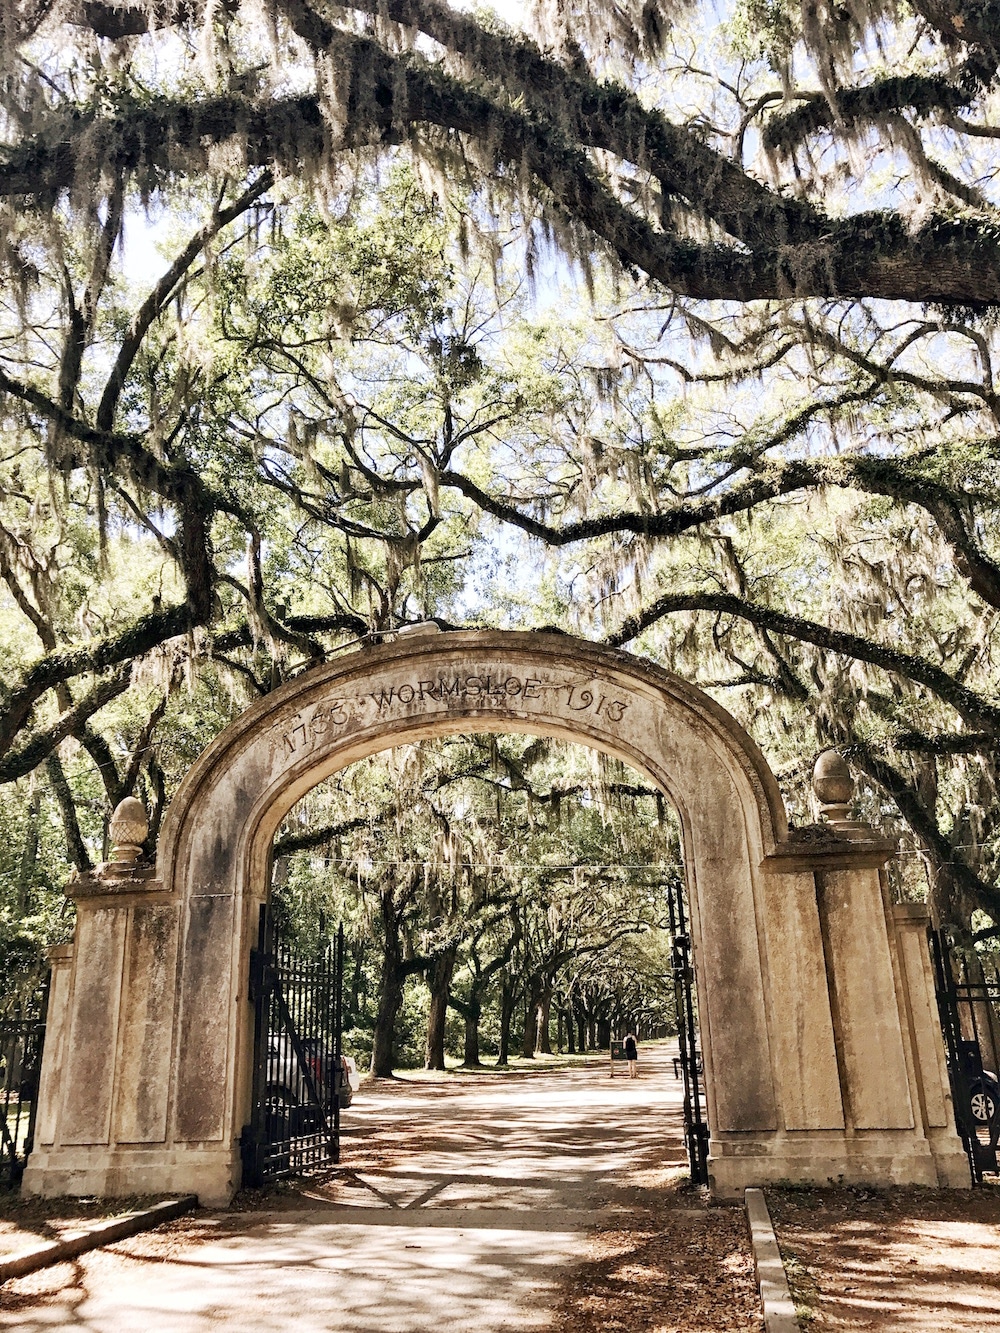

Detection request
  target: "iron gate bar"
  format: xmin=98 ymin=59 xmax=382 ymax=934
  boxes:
xmin=930 ymin=927 xmax=1000 ymax=1183
xmin=242 ymin=906 xmax=345 ymax=1187
xmin=667 ymin=882 xmax=709 ymax=1186
xmin=949 ymin=945 xmax=1000 ymax=1176
xmin=269 ymin=960 xmax=333 ymax=1136
xmin=0 ymin=973 xmax=50 ymax=1190
xmin=334 ymin=923 xmax=343 ymax=1155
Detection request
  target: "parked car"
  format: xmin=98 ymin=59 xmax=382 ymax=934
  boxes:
xmin=266 ymin=1034 xmax=353 ymax=1117
xmin=970 ymin=1068 xmax=999 ymax=1126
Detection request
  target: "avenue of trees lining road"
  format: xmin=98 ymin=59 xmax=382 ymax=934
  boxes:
xmin=1 ymin=0 xmax=1000 ymax=1046
xmin=275 ymin=734 xmax=680 ymax=1073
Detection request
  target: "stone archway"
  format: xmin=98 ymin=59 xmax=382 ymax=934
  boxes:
xmin=24 ymin=630 xmax=967 ymax=1203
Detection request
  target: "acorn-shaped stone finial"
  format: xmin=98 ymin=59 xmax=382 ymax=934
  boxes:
xmin=109 ymin=796 xmax=149 ymax=867
xmin=812 ymin=750 xmax=854 ymax=825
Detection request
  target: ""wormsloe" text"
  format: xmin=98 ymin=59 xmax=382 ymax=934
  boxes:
xmin=370 ymin=675 xmax=543 ymax=709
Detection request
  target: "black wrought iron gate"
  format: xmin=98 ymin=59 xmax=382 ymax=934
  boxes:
xmin=667 ymin=881 xmax=709 ymax=1185
xmin=0 ymin=977 xmax=48 ymax=1189
xmin=241 ymin=906 xmax=345 ymax=1186
xmin=930 ymin=928 xmax=1000 ymax=1183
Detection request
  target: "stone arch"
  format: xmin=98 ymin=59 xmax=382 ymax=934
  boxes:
xmin=25 ymin=631 xmax=968 ymax=1202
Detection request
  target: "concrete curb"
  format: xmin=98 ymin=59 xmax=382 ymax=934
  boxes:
xmin=745 ymin=1188 xmax=798 ymax=1333
xmin=0 ymin=1195 xmax=198 ymax=1284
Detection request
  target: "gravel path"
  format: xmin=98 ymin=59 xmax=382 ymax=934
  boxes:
xmin=0 ymin=1043 xmax=762 ymax=1331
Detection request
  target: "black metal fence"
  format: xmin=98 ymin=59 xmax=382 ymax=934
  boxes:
xmin=0 ymin=979 xmax=49 ymax=1189
xmin=242 ymin=907 xmax=345 ymax=1186
xmin=667 ymin=881 xmax=709 ymax=1186
xmin=930 ymin=930 xmax=1000 ymax=1184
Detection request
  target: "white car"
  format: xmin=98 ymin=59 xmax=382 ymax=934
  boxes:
xmin=266 ymin=1035 xmax=353 ymax=1117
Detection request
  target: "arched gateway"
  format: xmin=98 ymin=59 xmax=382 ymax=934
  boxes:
xmin=24 ymin=631 xmax=967 ymax=1202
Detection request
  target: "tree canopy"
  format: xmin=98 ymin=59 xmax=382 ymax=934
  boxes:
xmin=3 ymin=0 xmax=1000 ymax=300
xmin=273 ymin=732 xmax=679 ymax=1071
xmin=1 ymin=0 xmax=999 ymax=972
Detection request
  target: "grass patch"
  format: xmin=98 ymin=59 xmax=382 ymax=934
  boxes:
xmin=367 ymin=1037 xmax=676 ymax=1082
xmin=781 ymin=1248 xmax=819 ymax=1330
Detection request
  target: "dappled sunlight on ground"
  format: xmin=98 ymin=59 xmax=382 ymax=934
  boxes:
xmin=0 ymin=1042 xmax=743 ymax=1332
xmin=768 ymin=1183 xmax=1000 ymax=1332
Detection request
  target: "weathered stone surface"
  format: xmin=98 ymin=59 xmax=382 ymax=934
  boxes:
xmin=175 ymin=896 xmax=236 ymax=1143
xmin=59 ymin=908 xmax=127 ymax=1146
xmin=114 ymin=905 xmax=179 ymax=1144
xmin=109 ymin=796 xmax=149 ymax=866
xmin=33 ymin=944 xmax=73 ymax=1148
xmin=818 ymin=867 xmax=914 ymax=1130
xmin=893 ymin=904 xmax=952 ymax=1131
xmin=22 ymin=631 xmax=968 ymax=1203
xmin=758 ymin=871 xmax=844 ymax=1131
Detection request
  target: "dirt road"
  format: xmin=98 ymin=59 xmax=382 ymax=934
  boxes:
xmin=2 ymin=1043 xmax=754 ymax=1332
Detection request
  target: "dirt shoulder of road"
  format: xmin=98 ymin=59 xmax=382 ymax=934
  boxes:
xmin=767 ymin=1181 xmax=1000 ymax=1332
xmin=0 ymin=1192 xmax=175 ymax=1256
xmin=552 ymin=1169 xmax=764 ymax=1333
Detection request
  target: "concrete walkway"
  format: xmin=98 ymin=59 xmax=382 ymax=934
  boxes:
xmin=1 ymin=1045 xmax=689 ymax=1331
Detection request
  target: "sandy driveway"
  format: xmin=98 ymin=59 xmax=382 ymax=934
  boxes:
xmin=0 ymin=1044 xmax=694 ymax=1331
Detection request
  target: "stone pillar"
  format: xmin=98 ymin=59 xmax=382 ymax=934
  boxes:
xmin=891 ymin=902 xmax=970 ymax=1186
xmin=799 ymin=754 xmax=966 ymax=1185
xmin=816 ymin=863 xmax=915 ymax=1130
xmin=23 ymin=800 xmax=236 ymax=1202
xmin=710 ymin=752 xmax=969 ymax=1194
xmin=756 ymin=869 xmax=844 ymax=1132
xmin=32 ymin=943 xmax=74 ymax=1150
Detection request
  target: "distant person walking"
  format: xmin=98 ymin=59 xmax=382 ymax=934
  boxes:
xmin=624 ymin=1033 xmax=638 ymax=1079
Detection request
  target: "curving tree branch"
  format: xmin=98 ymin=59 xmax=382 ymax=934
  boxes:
xmin=605 ymin=588 xmax=1000 ymax=732
xmin=3 ymin=42 xmax=1000 ymax=304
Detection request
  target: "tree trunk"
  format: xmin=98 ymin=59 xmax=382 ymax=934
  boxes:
xmin=521 ymin=988 xmax=537 ymax=1058
xmin=498 ymin=977 xmax=516 ymax=1066
xmin=563 ymin=1008 xmax=576 ymax=1055
xmin=16 ymin=785 xmax=40 ymax=915
xmin=575 ymin=1006 xmax=586 ymax=1052
xmin=371 ymin=963 xmax=402 ymax=1077
xmin=350 ymin=942 xmax=365 ymax=1013
xmin=536 ymin=987 xmax=553 ymax=1055
xmin=425 ymin=944 xmax=457 ymax=1070
xmin=46 ymin=754 xmax=91 ymax=873
xmin=463 ymin=993 xmax=483 ymax=1067
xmin=371 ymin=892 xmax=403 ymax=1077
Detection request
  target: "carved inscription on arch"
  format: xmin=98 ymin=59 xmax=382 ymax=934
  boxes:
xmin=279 ymin=701 xmax=351 ymax=756
xmin=369 ymin=673 xmax=543 ymax=709
xmin=277 ymin=669 xmax=630 ymax=757
xmin=563 ymin=685 xmax=628 ymax=723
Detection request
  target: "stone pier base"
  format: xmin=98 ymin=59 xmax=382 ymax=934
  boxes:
xmin=709 ymin=1129 xmax=970 ymax=1197
xmin=22 ymin=1146 xmax=239 ymax=1208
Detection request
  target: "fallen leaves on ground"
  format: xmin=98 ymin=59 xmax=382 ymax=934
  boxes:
xmin=553 ymin=1176 xmax=763 ymax=1332
xmin=767 ymin=1183 xmax=1000 ymax=1332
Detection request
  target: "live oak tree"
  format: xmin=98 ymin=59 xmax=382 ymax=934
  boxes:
xmin=562 ymin=932 xmax=677 ymax=1054
xmin=3 ymin=0 xmax=1000 ymax=301
xmin=273 ymin=734 xmax=677 ymax=1069
xmin=0 ymin=174 xmax=512 ymax=906
xmin=2 ymin=0 xmax=1000 ymax=956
